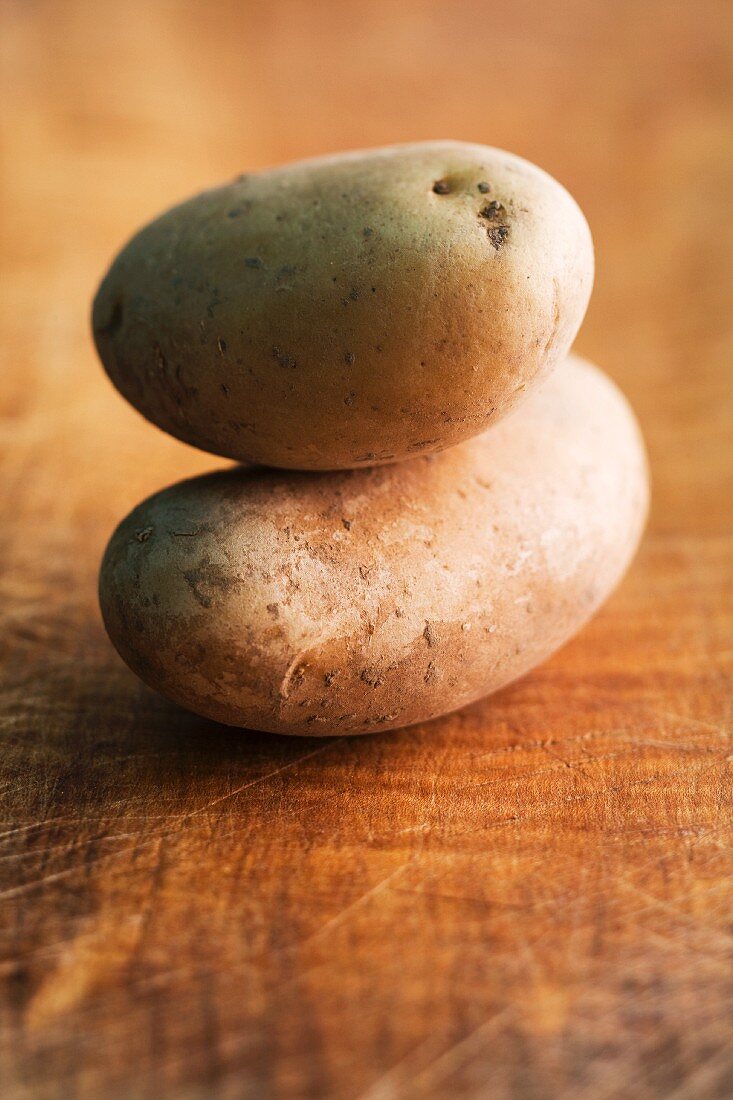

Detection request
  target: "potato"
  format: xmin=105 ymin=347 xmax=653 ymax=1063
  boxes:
xmin=92 ymin=141 xmax=593 ymax=470
xmin=99 ymin=356 xmax=647 ymax=736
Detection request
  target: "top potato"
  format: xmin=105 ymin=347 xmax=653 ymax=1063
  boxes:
xmin=92 ymin=141 xmax=593 ymax=469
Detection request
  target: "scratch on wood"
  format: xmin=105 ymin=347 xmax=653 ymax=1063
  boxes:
xmin=173 ymin=740 xmax=344 ymax=822
xmin=304 ymin=862 xmax=413 ymax=945
xmin=403 ymin=1007 xmax=514 ymax=1094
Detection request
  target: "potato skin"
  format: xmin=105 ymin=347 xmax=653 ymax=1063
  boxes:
xmin=92 ymin=141 xmax=593 ymax=470
xmin=99 ymin=357 xmax=648 ymax=736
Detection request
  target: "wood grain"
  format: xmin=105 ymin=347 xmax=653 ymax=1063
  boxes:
xmin=1 ymin=1 xmax=731 ymax=1097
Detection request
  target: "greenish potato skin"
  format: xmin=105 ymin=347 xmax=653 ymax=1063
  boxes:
xmin=92 ymin=141 xmax=594 ymax=470
xmin=99 ymin=357 xmax=648 ymax=736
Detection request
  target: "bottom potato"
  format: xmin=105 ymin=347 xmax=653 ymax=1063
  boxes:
xmin=99 ymin=356 xmax=648 ymax=735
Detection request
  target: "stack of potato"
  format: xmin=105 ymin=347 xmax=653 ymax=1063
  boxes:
xmin=93 ymin=142 xmax=648 ymax=736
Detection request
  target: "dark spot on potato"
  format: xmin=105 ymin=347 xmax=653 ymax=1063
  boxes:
xmin=183 ymin=557 xmax=234 ymax=609
xmin=220 ymin=382 xmax=230 ymax=396
xmin=480 ymin=201 xmax=505 ymax=219
xmin=344 ymin=392 xmax=356 ymax=405
xmin=432 ymin=179 xmax=451 ymax=195
xmin=363 ymin=227 xmax=373 ymax=237
xmin=487 ymin=225 xmax=510 ymax=250
xmin=477 ymin=181 xmax=491 ymax=193
xmin=341 ymin=518 xmax=352 ymax=531
xmin=325 ymin=669 xmax=339 ymax=686
xmin=344 ymin=351 xmax=355 ymax=365
xmin=227 ymin=200 xmax=252 ymax=217
xmin=272 ymin=346 xmax=297 ymax=369
xmin=244 ymin=257 xmax=263 ymax=269
xmin=361 ymin=667 xmax=385 ymax=688
xmin=266 ymin=602 xmax=279 ymax=618
xmin=349 ymin=287 xmax=360 ymax=301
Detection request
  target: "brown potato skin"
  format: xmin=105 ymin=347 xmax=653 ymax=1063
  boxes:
xmin=99 ymin=357 xmax=648 ymax=736
xmin=92 ymin=141 xmax=593 ymax=470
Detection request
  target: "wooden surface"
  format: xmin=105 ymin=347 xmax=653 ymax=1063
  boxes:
xmin=1 ymin=1 xmax=732 ymax=1097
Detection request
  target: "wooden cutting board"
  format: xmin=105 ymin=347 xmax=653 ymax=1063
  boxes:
xmin=1 ymin=2 xmax=731 ymax=1097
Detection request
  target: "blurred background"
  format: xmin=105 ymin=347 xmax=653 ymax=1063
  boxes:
xmin=2 ymin=0 xmax=731 ymax=533
xmin=2 ymin=4 xmax=732 ymax=1098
